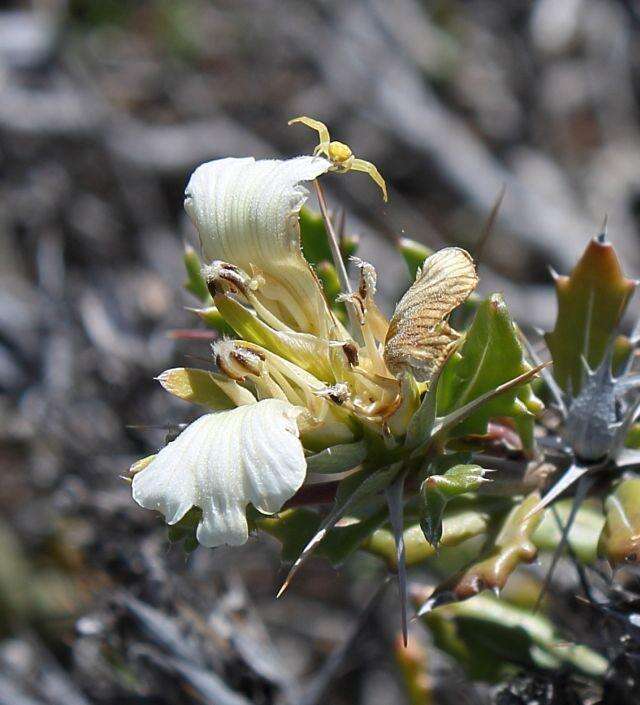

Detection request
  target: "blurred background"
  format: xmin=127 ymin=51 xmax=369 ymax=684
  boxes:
xmin=1 ymin=1 xmax=640 ymax=703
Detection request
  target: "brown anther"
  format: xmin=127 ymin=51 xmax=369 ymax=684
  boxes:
xmin=358 ymin=277 xmax=368 ymax=301
xmin=214 ymin=340 xmax=265 ymax=381
xmin=215 ymin=353 xmax=245 ymax=382
xmin=203 ymin=261 xmax=249 ymax=298
xmin=343 ymin=341 xmax=359 ymax=366
xmin=230 ymin=347 xmax=264 ymax=377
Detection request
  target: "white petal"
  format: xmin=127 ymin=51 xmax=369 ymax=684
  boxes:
xmin=184 ymin=156 xmax=332 ymax=335
xmin=131 ymin=399 xmax=306 ymax=547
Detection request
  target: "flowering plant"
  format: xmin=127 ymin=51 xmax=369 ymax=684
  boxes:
xmin=129 ymin=120 xmax=640 ymax=679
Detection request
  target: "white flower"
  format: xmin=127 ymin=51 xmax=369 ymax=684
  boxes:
xmin=131 ymin=399 xmax=306 ymax=547
xmin=184 ymin=156 xmax=332 ymax=335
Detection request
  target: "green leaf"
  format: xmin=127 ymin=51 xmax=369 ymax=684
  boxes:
xmin=437 ymin=294 xmax=543 ymax=444
xmin=420 ymin=465 xmax=490 ymax=547
xmin=397 ymin=237 xmax=432 ymax=280
xmin=320 ymin=504 xmax=388 ymax=566
xmin=258 ymin=503 xmax=388 ymax=568
xmin=299 ymin=207 xmax=357 ymax=267
xmin=257 ymin=509 xmax=320 ymax=563
xmin=545 ymin=236 xmax=637 ymax=394
xmin=419 ymin=492 xmax=544 ymax=609
xmin=421 ymin=593 xmax=608 ymax=682
xmin=363 ymin=501 xmax=496 ymax=567
xmin=306 ymin=441 xmax=368 ymax=474
xmin=627 ymin=423 xmax=640 ymax=449
xmin=183 ymin=244 xmax=212 ymax=304
xmin=532 ymin=499 xmax=604 ymax=565
xmin=405 ymin=367 xmax=441 ymax=449
xmin=300 ymin=207 xmax=333 ymax=266
xmin=598 ymin=476 xmax=640 ymax=567
xmin=188 ymin=305 xmax=234 ymax=335
xmin=167 ymin=507 xmax=202 ymax=553
xmin=278 ymin=463 xmax=402 ymax=595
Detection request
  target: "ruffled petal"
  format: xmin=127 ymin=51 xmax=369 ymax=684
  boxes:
xmin=184 ymin=156 xmax=332 ymax=335
xmin=131 ymin=399 xmax=306 ymax=547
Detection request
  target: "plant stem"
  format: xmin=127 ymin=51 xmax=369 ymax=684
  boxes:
xmin=313 ymin=180 xmax=363 ymax=341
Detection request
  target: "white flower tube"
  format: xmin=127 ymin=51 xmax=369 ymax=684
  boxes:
xmin=131 ymin=399 xmax=306 ymax=547
xmin=184 ymin=156 xmax=332 ymax=336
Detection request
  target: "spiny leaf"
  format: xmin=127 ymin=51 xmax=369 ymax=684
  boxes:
xmin=257 ymin=508 xmax=320 ymax=563
xmin=436 ymin=294 xmax=543 ymax=446
xmin=545 ymin=236 xmax=637 ymax=394
xmin=277 ymin=463 xmax=402 ymax=596
xmin=385 ymin=472 xmax=409 ymax=645
xmin=258 ymin=504 xmax=388 ymax=568
xmin=598 ymin=476 xmax=640 ymax=567
xmin=525 ymin=463 xmax=592 ymax=518
xmin=363 ymin=500 xmax=504 ymax=567
xmin=418 ymin=492 xmax=543 ymax=612
xmin=419 ymin=464 xmax=491 ymax=547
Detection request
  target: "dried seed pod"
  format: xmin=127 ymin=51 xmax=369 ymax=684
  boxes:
xmin=384 ymin=248 xmax=478 ymax=382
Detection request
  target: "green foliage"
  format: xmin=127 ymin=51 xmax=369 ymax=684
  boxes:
xmin=628 ymin=424 xmax=640 ymax=449
xmin=598 ymin=476 xmax=640 ymax=567
xmin=532 ymin=500 xmax=604 ymax=565
xmin=397 ymin=237 xmax=432 ymax=280
xmin=419 ymin=464 xmax=489 ymax=547
xmin=69 ymin=0 xmax=134 ymax=27
xmin=363 ymin=498 xmax=503 ymax=567
xmin=258 ymin=503 xmax=387 ymax=568
xmin=157 ymin=170 xmax=640 ymax=693
xmin=190 ymin=306 xmax=234 ymax=335
xmin=422 ymin=493 xmax=543 ymax=608
xmin=437 ymin=294 xmax=543 ymax=446
xmin=299 ymin=207 xmax=358 ymax=267
xmin=422 ymin=593 xmax=608 ymax=682
xmin=299 ymin=207 xmax=333 ymax=266
xmin=545 ymin=236 xmax=636 ymax=394
xmin=183 ymin=244 xmax=212 ymax=304
xmin=167 ymin=508 xmax=202 ymax=553
xmin=257 ymin=509 xmax=319 ymax=563
xmin=305 ymin=441 xmax=368 ymax=474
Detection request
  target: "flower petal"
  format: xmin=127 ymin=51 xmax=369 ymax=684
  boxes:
xmin=184 ymin=156 xmax=333 ymax=335
xmin=131 ymin=399 xmax=306 ymax=547
xmin=384 ymin=248 xmax=478 ymax=382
